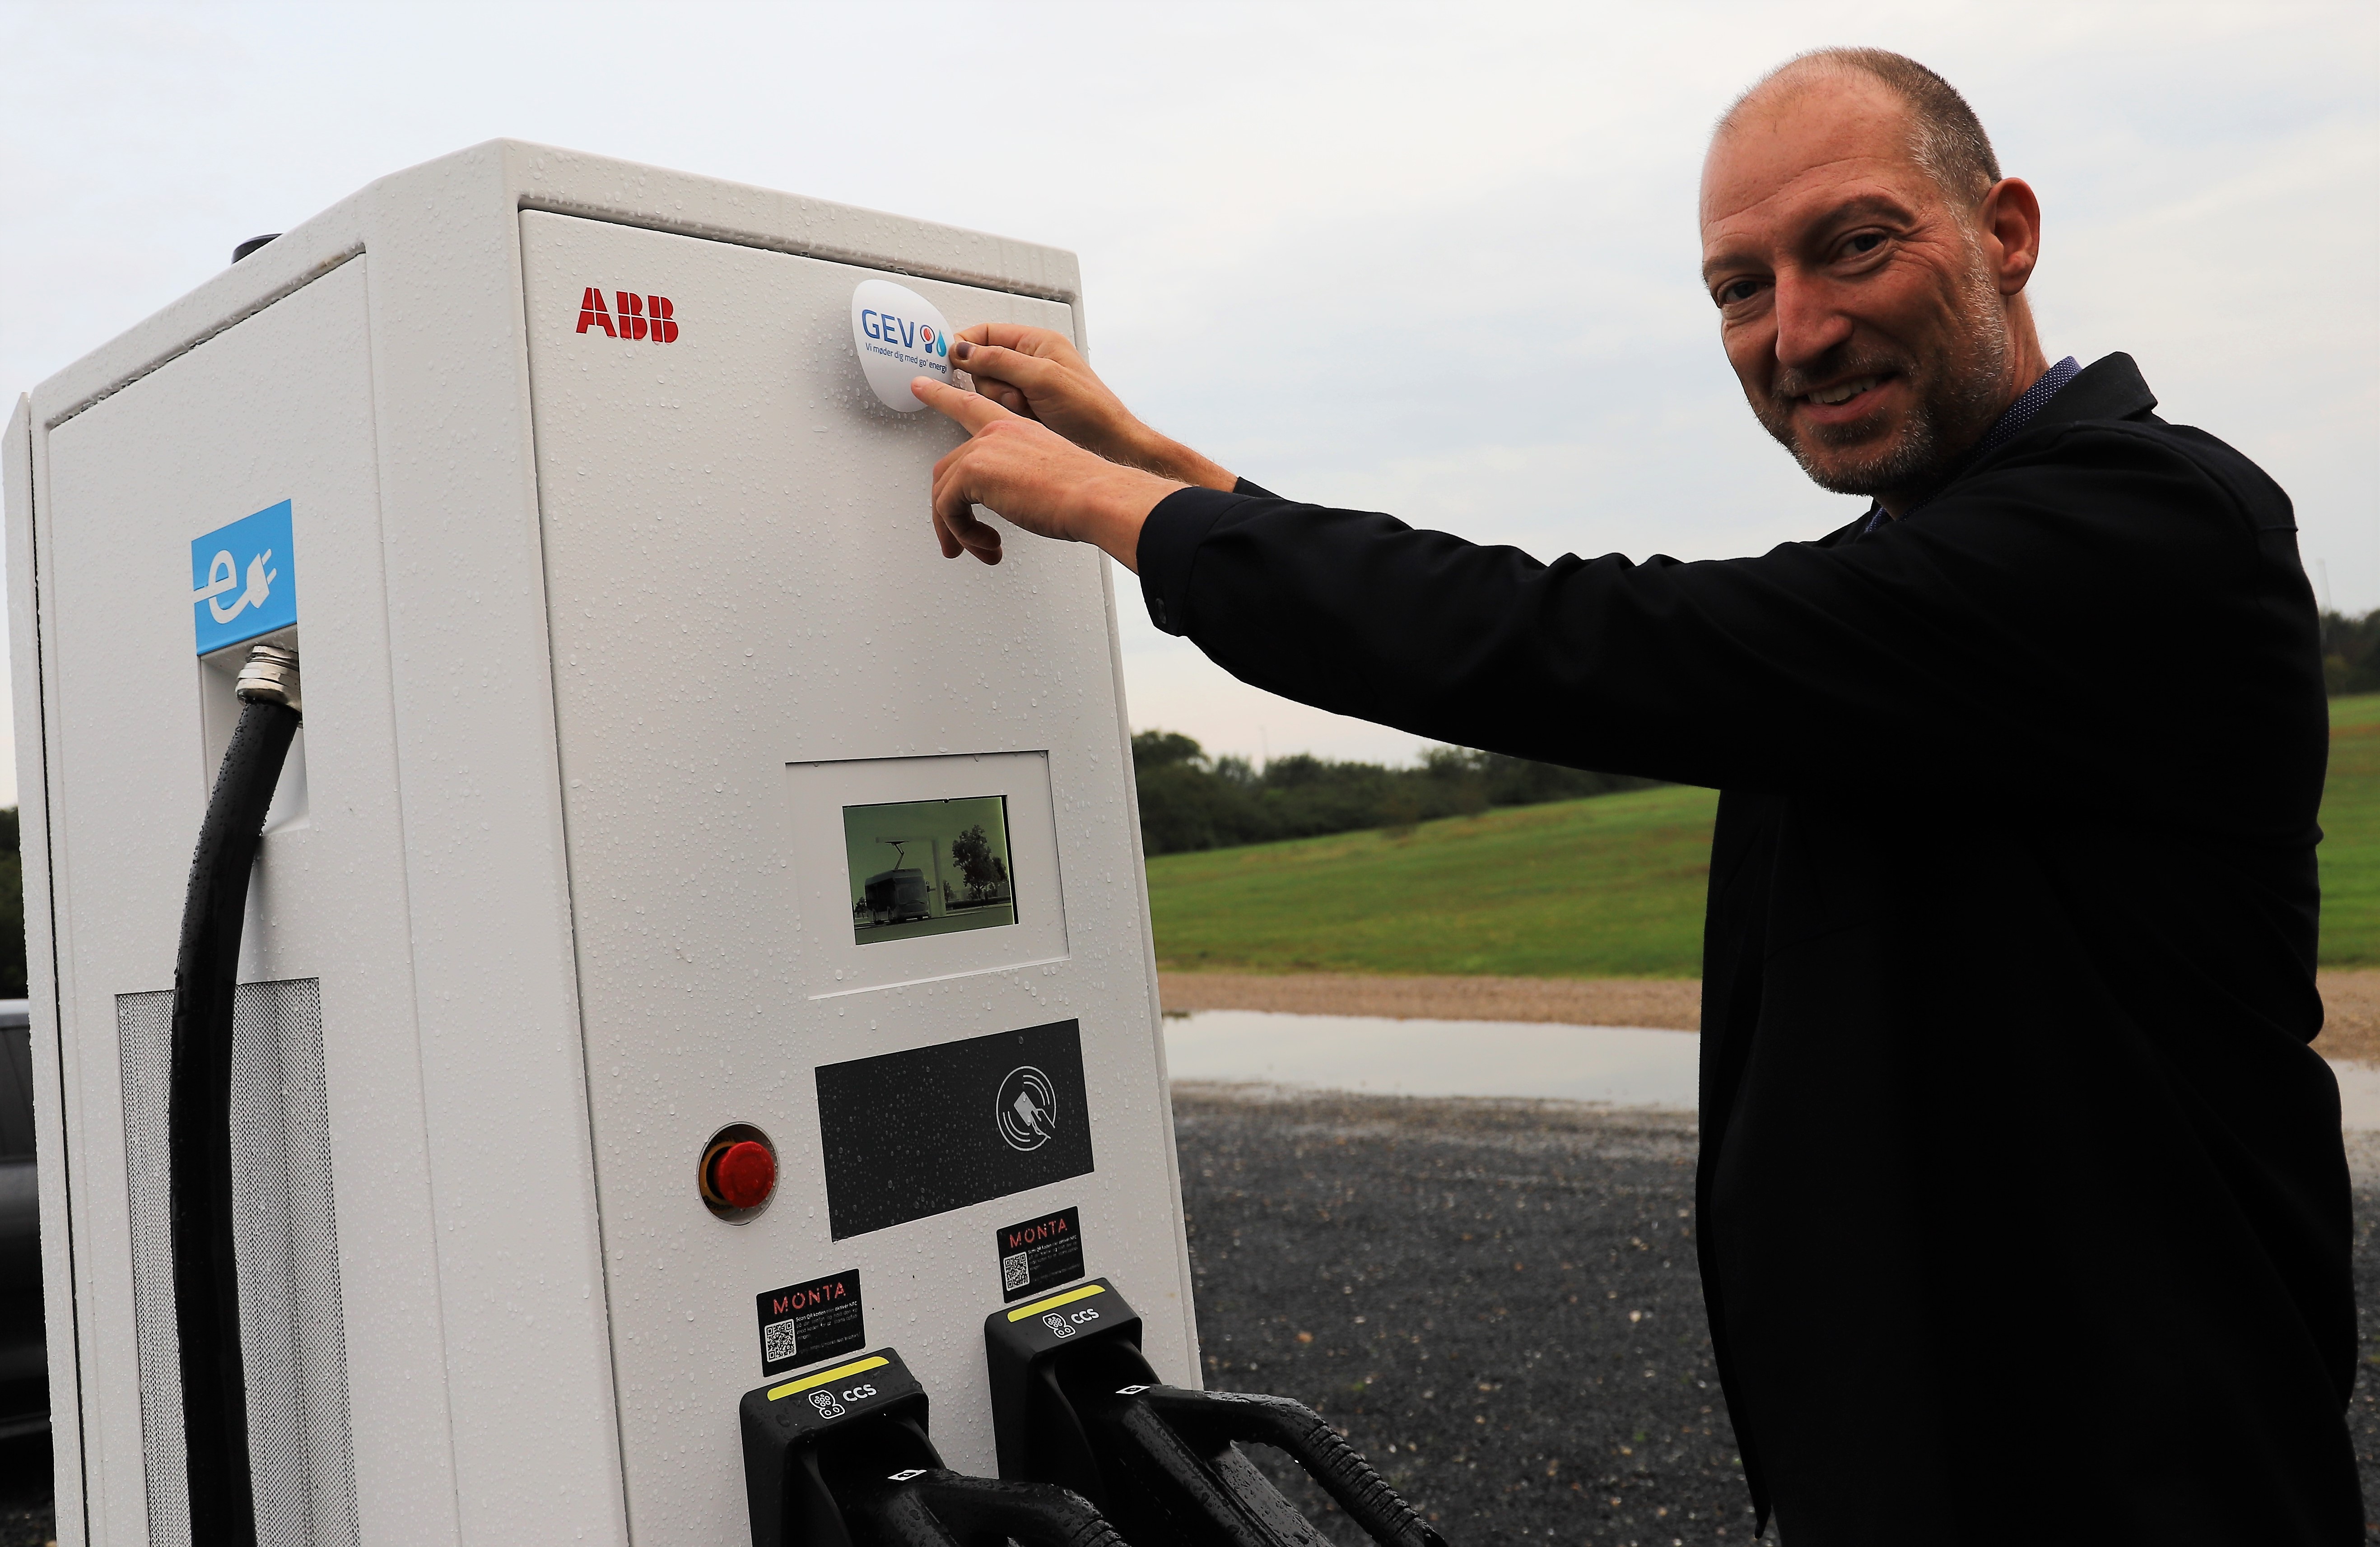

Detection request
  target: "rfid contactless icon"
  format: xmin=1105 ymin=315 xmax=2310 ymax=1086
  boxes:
xmin=996 ymin=1066 xmax=1058 ymax=1152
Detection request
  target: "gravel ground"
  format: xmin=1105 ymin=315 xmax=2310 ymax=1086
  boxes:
xmin=1178 ymin=1085 xmax=2380 ymax=1546
xmin=1174 ymin=1084 xmax=1754 ymax=1545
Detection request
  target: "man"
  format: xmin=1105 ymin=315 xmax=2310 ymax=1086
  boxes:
xmin=908 ymin=49 xmax=2359 ymax=1542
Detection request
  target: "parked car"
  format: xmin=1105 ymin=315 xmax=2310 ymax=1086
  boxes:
xmin=0 ymin=1000 xmax=44 ymax=1439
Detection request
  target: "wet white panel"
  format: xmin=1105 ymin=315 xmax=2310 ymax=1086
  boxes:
xmin=520 ymin=212 xmax=1192 ymax=1543
xmin=42 ymin=258 xmax=426 ymax=1547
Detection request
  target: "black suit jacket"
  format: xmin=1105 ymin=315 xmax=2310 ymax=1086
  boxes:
xmin=1133 ymin=354 xmax=2358 ymax=1542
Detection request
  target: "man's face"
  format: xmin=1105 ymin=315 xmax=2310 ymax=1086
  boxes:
xmin=1699 ymin=74 xmax=2014 ymax=500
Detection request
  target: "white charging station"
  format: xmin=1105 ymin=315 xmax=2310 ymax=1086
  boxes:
xmin=4 ymin=141 xmax=1195 ymax=1547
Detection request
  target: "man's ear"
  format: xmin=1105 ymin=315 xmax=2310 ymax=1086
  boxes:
xmin=1981 ymin=177 xmax=2042 ymax=296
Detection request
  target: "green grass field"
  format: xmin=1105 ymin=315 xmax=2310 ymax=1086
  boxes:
xmin=1147 ymin=693 xmax=2380 ymax=976
xmin=1146 ymin=780 xmax=1720 ymax=977
xmin=2318 ymin=693 xmax=2380 ymax=965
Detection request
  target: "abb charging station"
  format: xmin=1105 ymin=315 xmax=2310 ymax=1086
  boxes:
xmin=4 ymin=139 xmax=1197 ymax=1545
xmin=8 ymin=141 xmax=1444 ymax=1547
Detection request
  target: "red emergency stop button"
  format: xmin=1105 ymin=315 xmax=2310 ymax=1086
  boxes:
xmin=714 ymin=1141 xmax=775 ymax=1208
xmin=698 ymin=1126 xmax=778 ymax=1220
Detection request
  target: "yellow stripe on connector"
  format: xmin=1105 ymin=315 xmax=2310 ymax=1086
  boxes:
xmin=768 ymin=1354 xmax=890 ymax=1401
xmin=1007 ymin=1283 xmax=1107 ymax=1322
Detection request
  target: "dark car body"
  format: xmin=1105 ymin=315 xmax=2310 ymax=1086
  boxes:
xmin=0 ymin=1000 xmax=44 ymax=1438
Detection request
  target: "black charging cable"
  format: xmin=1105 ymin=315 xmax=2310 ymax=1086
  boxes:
xmin=1130 ymin=1386 xmax=1447 ymax=1547
xmin=168 ymin=642 xmax=299 ymax=1547
xmin=857 ymin=1468 xmax=1132 ymax=1547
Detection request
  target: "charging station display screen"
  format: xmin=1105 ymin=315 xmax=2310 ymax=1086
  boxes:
xmin=842 ymin=795 xmax=1016 ymax=944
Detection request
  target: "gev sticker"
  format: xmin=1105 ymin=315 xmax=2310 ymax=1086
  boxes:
xmin=851 ymin=279 xmax=952 ymax=411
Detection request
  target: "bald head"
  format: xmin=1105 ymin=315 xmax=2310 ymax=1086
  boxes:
xmin=1719 ymin=49 xmax=2001 ymax=204
xmin=1696 ymin=51 xmax=2045 ymax=512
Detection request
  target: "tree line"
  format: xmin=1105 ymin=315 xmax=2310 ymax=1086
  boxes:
xmin=2325 ymin=611 xmax=2380 ymax=697
xmin=1130 ymin=731 xmax=1656 ymax=856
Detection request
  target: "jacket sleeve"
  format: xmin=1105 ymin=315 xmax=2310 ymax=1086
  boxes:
xmin=1133 ymin=426 xmax=2313 ymax=809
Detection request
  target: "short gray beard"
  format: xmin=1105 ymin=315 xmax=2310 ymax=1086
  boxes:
xmin=1761 ymin=249 xmax=2012 ymax=501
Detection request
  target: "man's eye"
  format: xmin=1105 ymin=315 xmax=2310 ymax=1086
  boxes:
xmin=1844 ymin=232 xmax=1886 ymax=256
xmin=1715 ymin=279 xmax=1763 ymax=306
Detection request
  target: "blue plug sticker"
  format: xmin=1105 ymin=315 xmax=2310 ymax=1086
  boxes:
xmin=191 ymin=500 xmax=297 ymax=656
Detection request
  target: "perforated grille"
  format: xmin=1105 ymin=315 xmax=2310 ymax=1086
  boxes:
xmin=117 ymin=989 xmax=184 ymax=1544
xmin=117 ymin=979 xmax=359 ymax=1546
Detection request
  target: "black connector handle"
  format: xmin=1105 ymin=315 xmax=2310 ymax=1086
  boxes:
xmin=169 ymin=686 xmax=300 ymax=1547
xmin=1099 ymin=1396 xmax=1313 ymax=1547
xmin=1136 ymin=1387 xmax=1447 ymax=1547
xmin=895 ymin=1469 xmax=1130 ymax=1547
xmin=985 ymin=1280 xmax=1449 ymax=1547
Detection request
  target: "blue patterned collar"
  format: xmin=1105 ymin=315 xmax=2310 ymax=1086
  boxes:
xmin=1861 ymin=355 xmax=2081 ymax=535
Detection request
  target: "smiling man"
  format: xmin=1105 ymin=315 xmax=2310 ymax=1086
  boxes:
xmin=906 ymin=48 xmax=2359 ymax=1542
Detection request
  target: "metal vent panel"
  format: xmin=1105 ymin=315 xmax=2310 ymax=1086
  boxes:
xmin=116 ymin=989 xmax=184 ymax=1545
xmin=117 ymin=978 xmax=358 ymax=1546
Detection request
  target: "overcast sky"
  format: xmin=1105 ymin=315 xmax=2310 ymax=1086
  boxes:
xmin=3 ymin=0 xmax=2374 ymax=802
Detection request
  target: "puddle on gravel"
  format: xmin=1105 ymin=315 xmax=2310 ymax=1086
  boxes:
xmin=2331 ymin=1060 xmax=2380 ymax=1130
xmin=1164 ymin=1010 xmax=2380 ymax=1130
xmin=1161 ymin=1008 xmax=1700 ymax=1107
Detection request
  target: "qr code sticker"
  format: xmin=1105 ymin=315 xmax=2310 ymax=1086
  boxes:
xmin=762 ymin=1319 xmax=801 ymax=1365
xmin=1001 ymin=1251 xmax=1031 ymax=1291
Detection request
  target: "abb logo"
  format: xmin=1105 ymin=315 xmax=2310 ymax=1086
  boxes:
xmin=576 ymin=287 xmax=679 ymax=342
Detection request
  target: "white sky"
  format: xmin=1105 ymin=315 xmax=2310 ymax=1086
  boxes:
xmin=3 ymin=0 xmax=2375 ymax=801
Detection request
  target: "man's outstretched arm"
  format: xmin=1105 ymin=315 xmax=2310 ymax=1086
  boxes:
xmin=908 ymin=356 xmax=2278 ymax=805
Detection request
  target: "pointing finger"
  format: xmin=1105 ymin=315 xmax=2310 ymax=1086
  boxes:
xmin=912 ymin=376 xmax=1014 ymax=433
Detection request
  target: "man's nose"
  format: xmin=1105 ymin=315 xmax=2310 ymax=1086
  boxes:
xmin=1771 ymin=271 xmax=1853 ymax=373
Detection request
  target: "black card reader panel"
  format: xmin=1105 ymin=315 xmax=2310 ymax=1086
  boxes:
xmin=816 ymin=1020 xmax=1094 ymax=1239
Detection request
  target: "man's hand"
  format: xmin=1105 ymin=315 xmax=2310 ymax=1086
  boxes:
xmin=916 ymin=378 xmax=1184 ymax=571
xmin=950 ymin=324 xmax=1236 ymax=492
